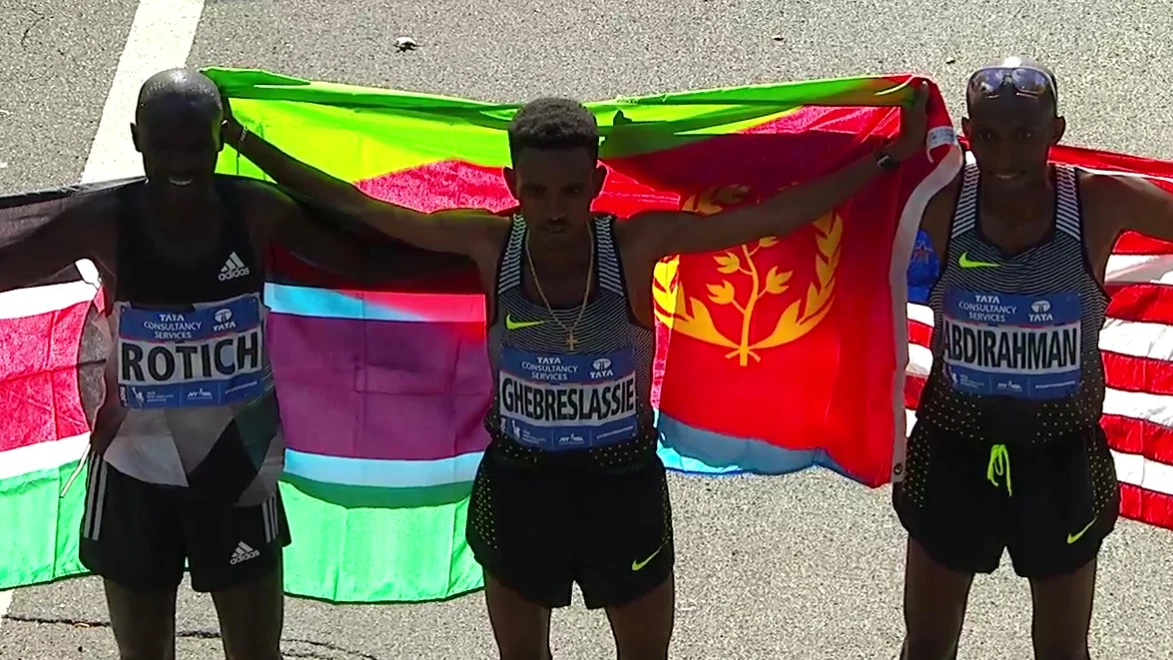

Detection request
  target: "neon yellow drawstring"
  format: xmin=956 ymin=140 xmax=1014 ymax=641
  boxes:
xmin=987 ymin=444 xmax=1012 ymax=496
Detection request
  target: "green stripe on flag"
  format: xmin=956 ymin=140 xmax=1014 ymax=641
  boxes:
xmin=278 ymin=481 xmax=482 ymax=603
xmin=280 ymin=474 xmax=473 ymax=510
xmin=206 ymin=68 xmax=914 ymax=180
xmin=0 ymin=461 xmax=88 ymax=590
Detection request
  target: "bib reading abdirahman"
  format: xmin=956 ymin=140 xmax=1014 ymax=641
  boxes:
xmin=942 ymin=289 xmax=1081 ymax=400
xmin=498 ymin=346 xmax=639 ymax=451
xmin=116 ymin=293 xmax=267 ymax=409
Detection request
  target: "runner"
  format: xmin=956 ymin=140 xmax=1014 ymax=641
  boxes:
xmin=221 ymin=84 xmax=929 ymax=659
xmin=0 ymin=68 xmax=439 ymax=660
xmin=894 ymin=57 xmax=1173 ymax=659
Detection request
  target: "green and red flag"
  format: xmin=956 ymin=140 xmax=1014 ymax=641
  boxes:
xmin=0 ymin=69 xmax=960 ymax=602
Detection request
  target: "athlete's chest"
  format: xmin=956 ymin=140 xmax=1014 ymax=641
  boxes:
xmin=940 ymin=233 xmax=1084 ymax=293
xmin=935 ymin=236 xmax=1088 ymax=400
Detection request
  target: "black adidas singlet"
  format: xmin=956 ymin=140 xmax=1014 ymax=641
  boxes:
xmin=483 ymin=213 xmax=658 ymax=468
xmin=97 ymin=178 xmax=283 ymax=505
xmin=917 ymin=160 xmax=1110 ymax=443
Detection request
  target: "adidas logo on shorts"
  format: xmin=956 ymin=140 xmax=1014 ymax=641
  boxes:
xmin=218 ymin=252 xmax=251 ymax=282
xmin=229 ymin=541 xmax=260 ymax=565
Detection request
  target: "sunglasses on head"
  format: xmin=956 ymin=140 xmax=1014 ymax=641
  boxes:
xmin=966 ymin=66 xmax=1058 ymax=109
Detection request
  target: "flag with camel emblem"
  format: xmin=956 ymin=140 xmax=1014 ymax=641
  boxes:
xmin=0 ymin=69 xmax=959 ymax=603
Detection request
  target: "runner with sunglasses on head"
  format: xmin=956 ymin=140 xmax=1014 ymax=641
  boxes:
xmin=894 ymin=56 xmax=1173 ymax=659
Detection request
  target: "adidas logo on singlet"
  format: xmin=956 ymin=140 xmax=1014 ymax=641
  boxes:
xmin=218 ymin=252 xmax=251 ymax=282
xmin=229 ymin=541 xmax=260 ymax=565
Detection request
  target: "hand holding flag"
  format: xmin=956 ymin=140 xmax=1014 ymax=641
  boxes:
xmin=887 ymin=82 xmax=931 ymax=163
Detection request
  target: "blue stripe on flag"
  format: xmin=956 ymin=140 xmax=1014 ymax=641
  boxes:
xmin=653 ymin=410 xmax=858 ymax=482
xmin=265 ymin=283 xmax=430 ymax=322
xmin=283 ymin=448 xmax=484 ymax=488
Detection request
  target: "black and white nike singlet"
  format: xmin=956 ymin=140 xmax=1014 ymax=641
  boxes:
xmin=484 ymin=214 xmax=657 ymax=467
xmin=917 ymin=160 xmax=1110 ymax=442
xmin=96 ymin=179 xmax=283 ymax=505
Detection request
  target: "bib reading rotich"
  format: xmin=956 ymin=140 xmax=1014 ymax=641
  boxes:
xmin=116 ymin=292 xmax=267 ymax=409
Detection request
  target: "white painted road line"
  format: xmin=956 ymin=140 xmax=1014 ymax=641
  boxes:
xmin=0 ymin=0 xmax=206 ymax=629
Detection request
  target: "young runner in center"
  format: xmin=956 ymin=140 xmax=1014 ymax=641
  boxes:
xmin=222 ymin=85 xmax=929 ymax=659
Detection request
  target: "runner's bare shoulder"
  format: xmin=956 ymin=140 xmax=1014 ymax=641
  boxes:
xmin=50 ymin=185 xmax=121 ymax=273
xmin=1076 ymin=170 xmax=1161 ymax=242
xmin=218 ymin=175 xmax=295 ymax=235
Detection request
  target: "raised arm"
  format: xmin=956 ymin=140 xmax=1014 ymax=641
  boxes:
xmin=622 ymin=83 xmax=931 ymax=261
xmin=220 ymin=102 xmax=499 ymax=258
xmin=244 ymin=180 xmax=475 ymax=282
xmin=0 ymin=201 xmax=108 ymax=293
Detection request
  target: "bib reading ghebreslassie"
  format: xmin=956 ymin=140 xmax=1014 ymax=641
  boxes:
xmin=941 ymin=289 xmax=1081 ymax=400
xmin=497 ymin=345 xmax=639 ymax=451
xmin=115 ymin=292 xmax=267 ymax=409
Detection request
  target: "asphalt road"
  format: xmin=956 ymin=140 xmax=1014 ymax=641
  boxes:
xmin=4 ymin=1 xmax=1173 ymax=659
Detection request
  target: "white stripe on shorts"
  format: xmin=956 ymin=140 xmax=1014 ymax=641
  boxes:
xmin=82 ymin=459 xmax=108 ymax=541
xmin=261 ymin=496 xmax=277 ymax=544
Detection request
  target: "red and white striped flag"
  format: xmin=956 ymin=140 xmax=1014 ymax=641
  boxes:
xmin=905 ymin=145 xmax=1173 ymax=531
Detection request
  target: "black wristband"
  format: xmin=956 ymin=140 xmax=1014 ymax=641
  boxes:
xmin=875 ymin=150 xmax=900 ymax=172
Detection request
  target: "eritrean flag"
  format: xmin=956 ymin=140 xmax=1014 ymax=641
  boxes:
xmin=0 ymin=69 xmax=963 ymax=603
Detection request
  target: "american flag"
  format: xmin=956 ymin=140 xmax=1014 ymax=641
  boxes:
xmin=904 ymin=147 xmax=1173 ymax=530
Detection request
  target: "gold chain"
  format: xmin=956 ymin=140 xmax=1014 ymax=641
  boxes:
xmin=524 ymin=224 xmax=594 ymax=350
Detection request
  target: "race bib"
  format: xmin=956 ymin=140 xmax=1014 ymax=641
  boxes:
xmin=116 ymin=293 xmax=267 ymax=409
xmin=497 ymin=346 xmax=639 ymax=451
xmin=941 ymin=290 xmax=1081 ymax=400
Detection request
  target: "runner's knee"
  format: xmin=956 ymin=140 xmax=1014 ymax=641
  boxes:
xmin=1029 ymin=559 xmax=1096 ymax=660
xmin=210 ymin=561 xmax=284 ymax=660
xmin=484 ymin=575 xmax=553 ymax=660
xmin=607 ymin=574 xmax=673 ymax=660
xmin=103 ymin=579 xmax=177 ymax=660
xmin=901 ymin=539 xmax=971 ymax=660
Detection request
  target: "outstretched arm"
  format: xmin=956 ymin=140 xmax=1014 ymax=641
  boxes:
xmin=1109 ymin=174 xmax=1173 ymax=242
xmin=622 ymin=83 xmax=931 ymax=261
xmin=248 ymin=182 xmax=475 ymax=282
xmin=221 ymin=106 xmax=499 ymax=258
xmin=0 ymin=202 xmax=106 ymax=293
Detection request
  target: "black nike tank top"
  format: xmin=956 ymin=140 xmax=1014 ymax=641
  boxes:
xmin=917 ymin=160 xmax=1109 ymax=444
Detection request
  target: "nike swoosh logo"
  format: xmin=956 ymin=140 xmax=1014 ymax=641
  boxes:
xmin=1067 ymin=517 xmax=1097 ymax=544
xmin=504 ymin=314 xmax=545 ymax=330
xmin=631 ymin=544 xmax=664 ymax=572
xmin=958 ymin=251 xmax=1001 ymax=269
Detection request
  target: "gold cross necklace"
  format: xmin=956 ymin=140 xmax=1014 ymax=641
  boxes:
xmin=524 ymin=225 xmax=594 ymax=351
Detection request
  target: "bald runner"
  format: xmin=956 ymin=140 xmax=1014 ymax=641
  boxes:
xmin=0 ymin=68 xmax=448 ymax=660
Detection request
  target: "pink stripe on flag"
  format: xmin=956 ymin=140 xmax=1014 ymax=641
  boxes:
xmin=267 ymin=313 xmax=492 ymax=461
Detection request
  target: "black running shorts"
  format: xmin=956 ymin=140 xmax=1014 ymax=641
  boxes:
xmin=466 ymin=442 xmax=674 ymax=609
xmin=78 ymin=456 xmax=291 ymax=592
xmin=893 ymin=419 xmax=1119 ymax=579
